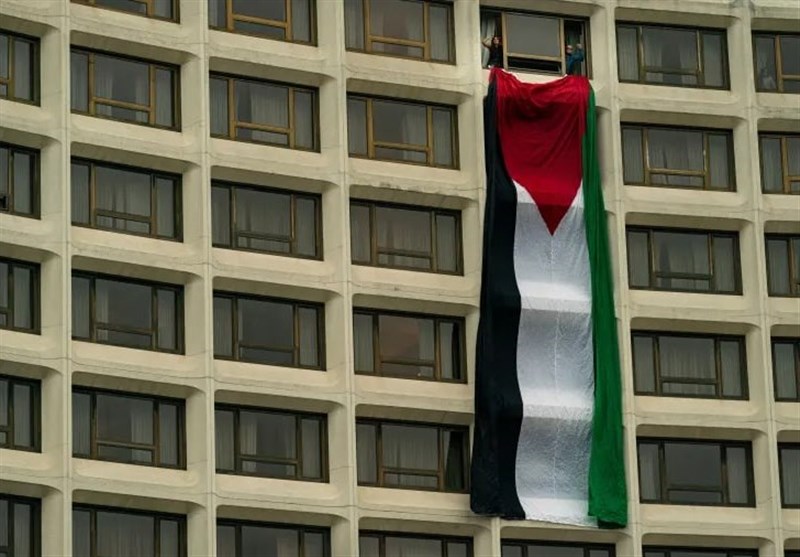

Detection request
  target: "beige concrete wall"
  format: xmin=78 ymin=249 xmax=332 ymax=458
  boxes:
xmin=0 ymin=0 xmax=798 ymax=555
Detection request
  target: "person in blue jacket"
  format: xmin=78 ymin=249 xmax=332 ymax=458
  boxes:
xmin=565 ymin=43 xmax=585 ymax=75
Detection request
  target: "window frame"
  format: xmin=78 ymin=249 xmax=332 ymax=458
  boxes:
xmin=71 ymin=0 xmax=179 ymax=22
xmin=631 ymin=331 xmax=748 ymax=400
xmin=0 ymin=375 xmax=41 ymax=452
xmin=71 ymin=158 xmax=182 ymax=241
xmin=71 ymin=272 xmax=184 ymax=354
xmin=70 ymin=48 xmax=181 ymax=130
xmin=211 ymin=181 xmax=322 ymax=260
xmin=0 ymin=142 xmax=40 ymax=218
xmin=209 ymin=0 xmax=316 ymax=45
xmin=621 ymin=124 xmax=736 ymax=190
xmin=626 ymin=226 xmax=742 ymax=294
xmin=637 ymin=437 xmax=755 ymax=507
xmin=350 ymin=200 xmax=463 ymax=274
xmin=0 ymin=30 xmax=39 ymax=104
xmin=214 ymin=403 xmax=328 ymax=482
xmin=0 ymin=494 xmax=41 ymax=557
xmin=765 ymin=234 xmax=800 ymax=297
xmin=778 ymin=443 xmax=800 ymax=509
xmin=213 ymin=291 xmax=325 ymax=370
xmin=360 ymin=531 xmax=473 ymax=557
xmin=353 ymin=308 xmax=466 ymax=383
xmin=217 ymin=519 xmax=330 ymax=557
xmin=772 ymin=337 xmax=800 ymax=402
xmin=0 ymin=257 xmax=40 ymax=334
xmin=73 ymin=504 xmax=186 ymax=557
xmin=347 ymin=94 xmax=459 ymax=169
xmin=209 ymin=73 xmax=319 ymax=151
xmin=72 ymin=387 xmax=186 ymax=469
xmin=643 ymin=547 xmax=757 ymax=557
xmin=346 ymin=0 xmax=455 ymax=64
xmin=759 ymin=133 xmax=800 ymax=194
xmin=616 ymin=22 xmax=730 ymax=89
xmin=753 ymin=32 xmax=800 ymax=93
xmin=501 ymin=540 xmax=616 ymax=557
xmin=356 ymin=418 xmax=469 ymax=493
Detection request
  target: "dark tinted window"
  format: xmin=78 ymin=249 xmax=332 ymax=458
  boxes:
xmin=773 ymin=338 xmax=800 ymax=401
xmin=779 ymin=443 xmax=800 ymax=508
xmin=0 ymin=495 xmax=40 ymax=557
xmin=217 ymin=520 xmax=329 ymax=557
xmin=73 ymin=506 xmax=185 ymax=557
xmin=0 ymin=258 xmax=39 ymax=333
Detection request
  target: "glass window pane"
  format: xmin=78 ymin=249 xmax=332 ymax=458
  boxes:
xmin=72 ymin=509 xmax=91 ymax=557
xmin=0 ymin=380 xmax=7 ymax=428
xmin=94 ymin=54 xmax=150 ymax=108
xmin=159 ymin=403 xmax=179 ymax=466
xmin=382 ymin=423 xmax=438 ymax=471
xmin=781 ymin=446 xmax=800 ymax=506
xmin=0 ymin=263 xmax=7 ymax=310
xmin=235 ymin=188 xmax=291 ymax=241
xmin=443 ymin=429 xmax=466 ymax=490
xmin=372 ymin=100 xmax=427 ymax=147
xmin=429 ymin=4 xmax=451 ymax=62
xmin=448 ymin=542 xmax=469 ymax=557
xmin=786 ymin=136 xmax=800 ymax=176
xmin=242 ymin=525 xmax=298 ymax=557
xmin=435 ymin=213 xmax=458 ymax=272
xmin=217 ymin=525 xmax=236 ymax=557
xmin=12 ymin=503 xmax=30 ymax=557
xmin=157 ymin=289 xmax=177 ymax=350
xmin=301 ymin=418 xmax=322 ymax=479
xmin=0 ymin=147 xmax=8 ymax=208
xmin=160 ymin=519 xmax=180 ymax=557
xmin=755 ymin=36 xmax=778 ymax=91
xmin=773 ymin=341 xmax=799 ymax=400
xmin=304 ymin=532 xmax=325 ymax=557
xmin=726 ymin=446 xmax=750 ymax=504
xmin=239 ymin=411 xmax=296 ymax=460
xmin=238 ymin=298 xmax=294 ymax=359
xmin=97 ymin=394 xmax=153 ymax=445
xmin=665 ymin=442 xmax=722 ymax=494
xmin=71 ymin=276 xmax=91 ymax=338
xmin=210 ymin=77 xmax=230 ymax=136
xmin=385 ymin=536 xmax=442 ymax=557
xmin=154 ymin=0 xmax=173 ymax=18
xmin=626 ymin=230 xmax=651 ymax=287
xmin=235 ymin=80 xmax=288 ymax=128
xmin=71 ymin=162 xmax=91 ymax=224
xmin=353 ymin=313 xmax=374 ymax=373
xmin=617 ymin=26 xmax=640 ymax=81
xmin=376 ymin=206 xmax=431 ymax=255
xmin=298 ymin=306 xmax=320 ymax=368
xmin=0 ymin=35 xmax=8 ymax=80
xmin=507 ymin=13 xmax=560 ymax=58
xmin=344 ymin=0 xmax=364 ymax=49
xmin=356 ymin=422 xmax=377 ymax=483
xmin=347 ymin=98 xmax=367 ymax=155
xmin=702 ymin=33 xmax=725 ymax=87
xmin=379 ymin=314 xmax=435 ymax=379
xmin=720 ymin=340 xmax=743 ymax=398
xmin=211 ymin=185 xmax=231 ymax=247
xmin=653 ymin=231 xmax=711 ymax=284
xmin=155 ymin=177 xmax=176 ymax=238
xmin=350 ymin=204 xmax=371 ymax=262
xmin=12 ymin=152 xmax=32 ymax=215
xmin=501 ymin=545 xmax=524 ymax=557
xmin=12 ymin=266 xmax=33 ymax=330
xmin=295 ymin=197 xmax=317 ymax=257
xmin=370 ymin=0 xmax=423 ymax=42
xmin=291 ymin=0 xmax=312 ymax=42
xmin=71 ymin=51 xmax=89 ymax=112
xmin=12 ymin=384 xmax=32 ymax=448
xmin=439 ymin=321 xmax=460 ymax=380
xmin=97 ymin=511 xmax=154 ymax=556
xmin=294 ymin=90 xmax=314 ymax=149
xmin=767 ymin=238 xmax=790 ymax=295
xmin=648 ymin=129 xmax=704 ymax=174
xmin=760 ymin=136 xmax=783 ymax=192
xmin=659 ymin=336 xmax=715 ymax=382
xmin=638 ymin=442 xmax=661 ymax=500
xmin=708 ymin=134 xmax=731 ymax=189
xmin=215 ymin=409 xmax=235 ymax=471
xmin=155 ymin=68 xmax=174 ymax=127
xmin=633 ymin=335 xmax=656 ymax=393
xmin=780 ymin=35 xmax=800 ymax=76
xmin=213 ymin=296 xmax=233 ymax=358
xmin=359 ymin=535 xmax=380 ymax=557
xmin=622 ymin=127 xmax=645 ymax=184
xmin=432 ymin=108 xmax=453 ymax=167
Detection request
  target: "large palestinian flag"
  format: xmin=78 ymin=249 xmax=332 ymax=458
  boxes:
xmin=470 ymin=69 xmax=627 ymax=528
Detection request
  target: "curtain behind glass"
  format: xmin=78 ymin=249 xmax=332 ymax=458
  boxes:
xmin=376 ymin=207 xmax=430 ymax=261
xmin=647 ymin=129 xmax=704 ymax=185
xmin=766 ymin=239 xmax=790 ymax=294
xmin=71 ymin=52 xmax=89 ymax=111
xmin=658 ymin=336 xmax=714 ymax=395
xmin=617 ymin=26 xmax=639 ymax=81
xmin=344 ymin=0 xmax=364 ymax=49
xmin=215 ymin=409 xmax=235 ymax=470
xmin=382 ymin=424 xmax=437 ymax=473
xmin=781 ymin=447 xmax=800 ymax=505
xmin=773 ymin=342 xmax=798 ymax=399
xmin=96 ymin=511 xmax=153 ymax=557
xmin=385 ymin=536 xmax=441 ymax=557
xmin=637 ymin=443 xmax=660 ymax=500
xmin=654 ymin=232 xmax=709 ymax=288
xmin=754 ymin=36 xmax=778 ymax=90
xmin=725 ymin=446 xmax=749 ymax=504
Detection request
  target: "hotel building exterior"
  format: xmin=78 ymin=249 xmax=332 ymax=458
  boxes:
xmin=0 ymin=0 xmax=798 ymax=556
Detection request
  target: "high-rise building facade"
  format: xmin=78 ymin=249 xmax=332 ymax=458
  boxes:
xmin=0 ymin=0 xmax=798 ymax=556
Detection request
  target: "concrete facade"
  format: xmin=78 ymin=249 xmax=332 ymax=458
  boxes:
xmin=0 ymin=0 xmax=798 ymax=555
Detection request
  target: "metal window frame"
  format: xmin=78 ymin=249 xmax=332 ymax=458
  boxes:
xmin=0 ymin=257 xmax=41 ymax=334
xmin=621 ymin=123 xmax=736 ymax=191
xmin=353 ymin=307 xmax=466 ymax=383
xmin=765 ymin=234 xmax=800 ymax=297
xmin=759 ymin=133 xmax=800 ymax=194
xmin=0 ymin=494 xmax=41 ymax=557
xmin=753 ymin=32 xmax=800 ymax=94
xmin=0 ymin=374 xmax=41 ymax=452
xmin=71 ymin=271 xmax=185 ymax=354
xmin=212 ymin=290 xmax=325 ymax=370
xmin=501 ymin=539 xmax=616 ymax=557
xmin=209 ymin=73 xmax=319 ymax=152
xmin=0 ymin=142 xmax=40 ymax=218
xmin=347 ymin=0 xmax=455 ymax=64
xmin=617 ymin=22 xmax=730 ymax=90
xmin=637 ymin=437 xmax=756 ymax=507
xmin=210 ymin=180 xmax=322 ymax=260
xmin=631 ymin=330 xmax=748 ymax=400
xmin=70 ymin=48 xmax=181 ymax=130
xmin=217 ymin=519 xmax=331 ymax=557
xmin=778 ymin=443 xmax=800 ymax=508
xmin=73 ymin=504 xmax=187 ymax=557
xmin=214 ymin=403 xmax=328 ymax=482
xmin=360 ymin=531 xmax=473 ymax=557
xmin=71 ymin=158 xmax=182 ymax=241
xmin=0 ymin=30 xmax=40 ymax=104
xmin=210 ymin=0 xmax=317 ymax=45
xmin=72 ymin=386 xmax=186 ymax=469
xmin=626 ymin=226 xmax=742 ymax=294
xmin=356 ymin=418 xmax=469 ymax=493
xmin=772 ymin=337 xmax=800 ymax=402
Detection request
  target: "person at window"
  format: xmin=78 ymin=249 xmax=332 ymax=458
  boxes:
xmin=566 ymin=43 xmax=585 ymax=75
xmin=482 ymin=35 xmax=504 ymax=68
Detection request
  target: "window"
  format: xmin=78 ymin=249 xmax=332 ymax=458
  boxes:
xmin=70 ymin=49 xmax=179 ymax=129
xmin=643 ymin=548 xmax=757 ymax=557
xmin=72 ymin=0 xmax=177 ymax=21
xmin=72 ymin=388 xmax=184 ymax=468
xmin=753 ymin=33 xmax=800 ymax=93
xmin=213 ymin=292 xmax=324 ymax=369
xmin=356 ymin=420 xmax=468 ymax=492
xmin=617 ymin=24 xmax=728 ymax=88
xmin=760 ymin=133 xmax=800 ymax=194
xmin=353 ymin=309 xmax=465 ymax=382
xmin=350 ymin=201 xmax=461 ymax=273
xmin=0 ymin=31 xmax=38 ymax=103
xmin=0 ymin=258 xmax=39 ymax=333
xmin=71 ymin=273 xmax=183 ymax=353
xmin=501 ymin=541 xmax=614 ymax=557
xmin=632 ymin=332 xmax=746 ymax=399
xmin=779 ymin=443 xmax=800 ymax=508
xmin=0 ymin=495 xmax=40 ymax=557
xmin=621 ymin=125 xmax=734 ymax=190
xmin=0 ymin=376 xmax=39 ymax=452
xmin=73 ymin=506 xmax=185 ymax=557
xmin=626 ymin=228 xmax=740 ymax=294
xmin=637 ymin=438 xmax=754 ymax=506
xmin=209 ymin=0 xmax=315 ymax=44
xmin=217 ymin=520 xmax=329 ymax=557
xmin=480 ymin=9 xmax=588 ymax=75
xmin=0 ymin=143 xmax=38 ymax=217
xmin=71 ymin=159 xmax=181 ymax=240
xmin=345 ymin=0 xmax=454 ymax=64
xmin=360 ymin=532 xmax=471 ymax=557
xmin=766 ymin=235 xmax=800 ymax=297
xmin=773 ymin=338 xmax=800 ymax=401
xmin=347 ymin=95 xmax=457 ymax=168
xmin=215 ymin=405 xmax=326 ymax=481
xmin=211 ymin=182 xmax=320 ymax=259
xmin=210 ymin=74 xmax=317 ymax=151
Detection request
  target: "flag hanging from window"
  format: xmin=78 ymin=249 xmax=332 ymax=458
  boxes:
xmin=470 ymin=69 xmax=627 ymax=528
